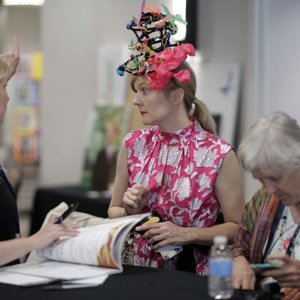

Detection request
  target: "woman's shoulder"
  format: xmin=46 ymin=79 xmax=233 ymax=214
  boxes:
xmin=207 ymin=132 xmax=232 ymax=147
xmin=247 ymin=187 xmax=272 ymax=210
xmin=125 ymin=126 xmax=157 ymax=138
xmin=124 ymin=126 xmax=158 ymax=145
xmin=193 ymin=122 xmax=233 ymax=151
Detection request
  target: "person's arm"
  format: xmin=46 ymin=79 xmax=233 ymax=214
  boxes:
xmin=108 ymin=142 xmax=130 ymax=218
xmin=187 ymin=149 xmax=244 ymax=243
xmin=138 ymin=150 xmax=244 ymax=247
xmin=0 ymin=36 xmax=20 ymax=82
xmin=232 ymin=255 xmax=256 ymax=289
xmin=231 ymin=190 xmax=268 ymax=289
xmin=0 ymin=218 xmax=79 ymax=266
xmin=108 ymin=141 xmax=150 ymax=219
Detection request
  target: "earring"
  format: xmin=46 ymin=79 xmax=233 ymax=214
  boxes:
xmin=188 ymin=103 xmax=195 ymax=116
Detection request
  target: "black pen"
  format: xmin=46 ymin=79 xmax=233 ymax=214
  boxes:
xmin=43 ymin=283 xmax=97 ymax=290
xmin=54 ymin=202 xmax=79 ymax=224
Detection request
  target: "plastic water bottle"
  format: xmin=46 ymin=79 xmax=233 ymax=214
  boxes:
xmin=208 ymin=235 xmax=233 ymax=299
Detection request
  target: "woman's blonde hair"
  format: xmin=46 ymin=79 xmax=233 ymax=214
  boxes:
xmin=0 ymin=59 xmax=9 ymax=81
xmin=131 ymin=61 xmax=217 ymax=134
xmin=166 ymin=61 xmax=216 ymax=134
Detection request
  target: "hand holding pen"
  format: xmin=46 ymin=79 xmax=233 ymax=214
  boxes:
xmin=54 ymin=202 xmax=79 ymax=224
xmin=29 ymin=205 xmax=80 ymax=250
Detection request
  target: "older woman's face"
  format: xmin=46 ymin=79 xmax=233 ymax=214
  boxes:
xmin=253 ymin=168 xmax=300 ymax=206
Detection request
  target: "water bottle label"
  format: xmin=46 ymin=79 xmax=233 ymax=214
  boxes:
xmin=209 ymin=258 xmax=232 ymax=276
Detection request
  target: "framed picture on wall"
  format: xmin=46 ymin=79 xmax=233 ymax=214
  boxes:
xmin=81 ymin=105 xmax=126 ymax=192
xmin=12 ymin=133 xmax=39 ymax=164
xmin=13 ymin=107 xmax=38 ymax=134
xmin=12 ymin=79 xmax=38 ymax=106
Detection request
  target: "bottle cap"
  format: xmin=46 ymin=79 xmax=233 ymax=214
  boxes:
xmin=213 ymin=235 xmax=228 ymax=246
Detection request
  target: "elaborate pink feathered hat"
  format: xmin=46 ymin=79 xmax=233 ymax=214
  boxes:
xmin=117 ymin=1 xmax=195 ymax=91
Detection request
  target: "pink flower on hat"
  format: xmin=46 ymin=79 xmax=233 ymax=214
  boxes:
xmin=147 ymin=43 xmax=195 ymax=91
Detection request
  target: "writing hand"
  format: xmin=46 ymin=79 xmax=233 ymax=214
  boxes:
xmin=29 ymin=214 xmax=79 ymax=250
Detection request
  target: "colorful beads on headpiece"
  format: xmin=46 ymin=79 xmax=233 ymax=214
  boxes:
xmin=117 ymin=3 xmax=195 ymax=91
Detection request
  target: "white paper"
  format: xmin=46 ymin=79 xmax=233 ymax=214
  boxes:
xmin=4 ymin=261 xmax=120 ymax=280
xmin=0 ymin=271 xmax=52 ymax=286
xmin=68 ymin=274 xmax=109 ymax=285
xmin=0 ymin=267 xmax=109 ymax=288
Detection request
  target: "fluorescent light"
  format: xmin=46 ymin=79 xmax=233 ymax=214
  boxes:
xmin=172 ymin=0 xmax=187 ymax=41
xmin=3 ymin=0 xmax=45 ymax=6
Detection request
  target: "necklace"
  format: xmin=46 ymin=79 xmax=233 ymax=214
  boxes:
xmin=266 ymin=207 xmax=300 ymax=258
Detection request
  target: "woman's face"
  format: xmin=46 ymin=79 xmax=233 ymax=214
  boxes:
xmin=132 ymin=77 xmax=181 ymax=131
xmin=0 ymin=78 xmax=9 ymax=123
xmin=253 ymin=168 xmax=300 ymax=206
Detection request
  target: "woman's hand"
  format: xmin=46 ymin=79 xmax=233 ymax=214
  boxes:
xmin=263 ymin=253 xmax=300 ymax=288
xmin=0 ymin=36 xmax=20 ymax=81
xmin=136 ymin=221 xmax=188 ymax=249
xmin=123 ymin=184 xmax=149 ymax=215
xmin=232 ymin=255 xmax=256 ymax=290
xmin=29 ymin=214 xmax=79 ymax=250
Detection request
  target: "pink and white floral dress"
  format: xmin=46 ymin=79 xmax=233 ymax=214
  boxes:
xmin=124 ymin=120 xmax=232 ymax=275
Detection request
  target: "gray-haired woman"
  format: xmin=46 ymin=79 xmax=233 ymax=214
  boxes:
xmin=232 ymin=111 xmax=300 ymax=299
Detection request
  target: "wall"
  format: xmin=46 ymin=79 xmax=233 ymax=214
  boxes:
xmin=40 ymin=0 xmax=171 ymax=185
xmin=242 ymin=0 xmax=300 ymax=199
xmin=0 ymin=0 xmax=257 ymax=199
xmin=1 ymin=6 xmax=41 ymax=52
xmin=197 ymin=0 xmax=262 ymax=200
xmin=0 ymin=6 xmax=40 ymax=160
xmin=1 ymin=0 xmax=299 ymax=200
xmin=262 ymin=0 xmax=300 ymax=121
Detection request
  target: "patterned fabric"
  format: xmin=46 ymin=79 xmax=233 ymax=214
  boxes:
xmin=232 ymin=188 xmax=300 ymax=300
xmin=124 ymin=119 xmax=232 ymax=275
xmin=232 ymin=188 xmax=280 ymax=262
xmin=283 ymin=288 xmax=300 ymax=300
xmin=268 ymin=207 xmax=300 ymax=257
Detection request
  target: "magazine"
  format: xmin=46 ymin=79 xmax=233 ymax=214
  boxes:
xmin=0 ymin=213 xmax=151 ymax=285
xmin=37 ymin=213 xmax=150 ymax=269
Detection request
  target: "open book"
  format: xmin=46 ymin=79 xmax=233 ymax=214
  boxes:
xmin=0 ymin=213 xmax=151 ymax=286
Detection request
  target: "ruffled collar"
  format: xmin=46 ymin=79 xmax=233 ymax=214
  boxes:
xmin=155 ymin=119 xmax=202 ymax=144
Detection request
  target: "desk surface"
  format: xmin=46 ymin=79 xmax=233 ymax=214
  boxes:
xmin=0 ymin=265 xmax=266 ymax=300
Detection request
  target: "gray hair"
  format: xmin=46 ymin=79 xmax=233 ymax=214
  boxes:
xmin=238 ymin=111 xmax=300 ymax=176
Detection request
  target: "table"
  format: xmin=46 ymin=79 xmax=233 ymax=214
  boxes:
xmin=0 ymin=265 xmax=267 ymax=300
xmin=30 ymin=185 xmax=111 ymax=235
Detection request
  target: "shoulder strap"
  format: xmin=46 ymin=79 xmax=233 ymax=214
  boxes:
xmin=262 ymin=202 xmax=285 ymax=261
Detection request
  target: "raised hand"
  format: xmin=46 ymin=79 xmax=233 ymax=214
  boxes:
xmin=0 ymin=36 xmax=20 ymax=81
xmin=123 ymin=184 xmax=149 ymax=215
